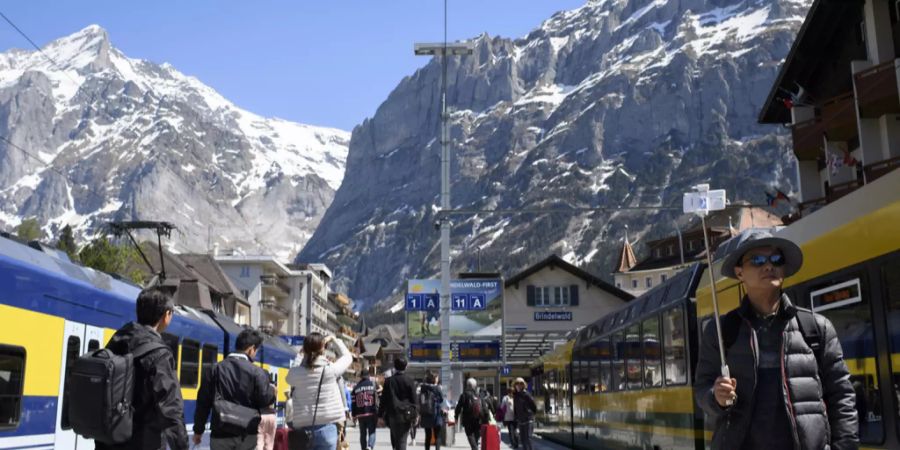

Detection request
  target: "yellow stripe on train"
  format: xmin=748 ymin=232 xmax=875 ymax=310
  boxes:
xmin=0 ymin=303 xmax=65 ymax=397
xmin=572 ymin=386 xmax=696 ymax=414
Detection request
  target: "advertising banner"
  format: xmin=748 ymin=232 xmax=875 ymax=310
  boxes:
xmin=406 ymin=278 xmax=502 ymax=340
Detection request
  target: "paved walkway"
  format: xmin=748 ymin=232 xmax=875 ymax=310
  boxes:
xmin=344 ymin=424 xmax=572 ymax=450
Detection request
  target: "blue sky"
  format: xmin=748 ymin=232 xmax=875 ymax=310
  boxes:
xmin=0 ymin=1 xmax=586 ymax=131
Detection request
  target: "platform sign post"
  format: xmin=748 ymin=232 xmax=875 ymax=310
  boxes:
xmin=684 ymin=184 xmax=733 ymax=406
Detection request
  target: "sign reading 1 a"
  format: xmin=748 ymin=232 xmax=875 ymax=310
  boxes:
xmin=406 ymin=293 xmax=440 ymax=311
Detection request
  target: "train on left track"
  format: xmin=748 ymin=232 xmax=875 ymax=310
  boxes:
xmin=0 ymin=233 xmax=297 ymax=450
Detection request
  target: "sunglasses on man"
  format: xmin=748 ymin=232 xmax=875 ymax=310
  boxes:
xmin=743 ymin=253 xmax=786 ymax=267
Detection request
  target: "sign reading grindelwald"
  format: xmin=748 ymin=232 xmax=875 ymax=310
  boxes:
xmin=534 ymin=311 xmax=573 ymax=321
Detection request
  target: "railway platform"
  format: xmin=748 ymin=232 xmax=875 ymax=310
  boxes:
xmin=344 ymin=424 xmax=571 ymax=450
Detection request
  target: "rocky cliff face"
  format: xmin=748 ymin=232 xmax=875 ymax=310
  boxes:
xmin=299 ymin=0 xmax=805 ymax=310
xmin=0 ymin=25 xmax=349 ymax=259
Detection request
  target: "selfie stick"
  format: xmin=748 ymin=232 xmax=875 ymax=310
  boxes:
xmin=685 ymin=185 xmax=733 ymax=406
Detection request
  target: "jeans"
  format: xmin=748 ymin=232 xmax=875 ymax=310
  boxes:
xmin=504 ymin=421 xmax=518 ymax=448
xmin=424 ymin=426 xmax=441 ymax=450
xmin=292 ymin=423 xmax=338 ymax=450
xmin=389 ymin=421 xmax=411 ymax=450
xmin=518 ymin=421 xmax=534 ymax=450
xmin=358 ymin=416 xmax=378 ymax=450
xmin=210 ymin=435 xmax=256 ymax=450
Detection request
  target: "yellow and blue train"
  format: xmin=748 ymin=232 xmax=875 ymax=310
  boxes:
xmin=0 ymin=234 xmax=297 ymax=449
xmin=532 ymin=168 xmax=900 ymax=449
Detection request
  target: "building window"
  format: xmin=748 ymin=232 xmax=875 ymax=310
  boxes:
xmin=241 ymin=289 xmax=249 ymax=300
xmin=688 ymin=240 xmax=696 ymax=251
xmin=667 ymin=245 xmax=674 ymax=256
xmin=660 ymin=274 xmax=668 ymax=283
xmin=240 ymin=265 xmax=250 ymax=278
xmin=0 ymin=345 xmax=25 ymax=430
xmin=632 ymin=279 xmax=638 ymax=289
xmin=536 ymin=286 xmax=571 ymax=306
xmin=645 ymin=277 xmax=652 ymax=288
xmin=654 ymin=248 xmax=662 ymax=258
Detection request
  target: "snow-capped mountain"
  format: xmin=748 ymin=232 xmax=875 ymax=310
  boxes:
xmin=299 ymin=0 xmax=806 ymax=310
xmin=0 ymin=25 xmax=349 ymax=259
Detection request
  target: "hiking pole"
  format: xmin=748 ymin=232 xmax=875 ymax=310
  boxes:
xmin=685 ymin=185 xmax=733 ymax=406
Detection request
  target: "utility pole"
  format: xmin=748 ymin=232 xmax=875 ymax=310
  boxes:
xmin=414 ymin=35 xmax=473 ymax=393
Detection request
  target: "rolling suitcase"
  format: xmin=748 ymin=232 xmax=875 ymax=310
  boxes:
xmin=274 ymin=427 xmax=290 ymax=450
xmin=480 ymin=424 xmax=500 ymax=450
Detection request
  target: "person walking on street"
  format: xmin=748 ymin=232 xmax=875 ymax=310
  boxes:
xmin=694 ymin=230 xmax=858 ymax=450
xmin=287 ymin=333 xmax=353 ymax=450
xmin=379 ymin=358 xmax=418 ymax=450
xmin=418 ymin=371 xmax=445 ymax=450
xmin=454 ymin=378 xmax=486 ymax=450
xmin=500 ymin=387 xmax=517 ymax=448
xmin=352 ymin=366 xmax=379 ymax=450
xmin=96 ymin=287 xmax=189 ymax=450
xmin=512 ymin=378 xmax=536 ymax=450
xmin=193 ymin=329 xmax=277 ymax=450
xmin=285 ymin=388 xmax=294 ymax=429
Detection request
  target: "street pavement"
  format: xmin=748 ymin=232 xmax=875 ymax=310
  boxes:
xmin=343 ymin=424 xmax=573 ymax=450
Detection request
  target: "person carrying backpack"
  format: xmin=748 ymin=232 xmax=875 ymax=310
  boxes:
xmin=192 ymin=329 xmax=276 ymax=450
xmin=454 ymin=378 xmax=484 ymax=450
xmin=418 ymin=371 xmax=445 ymax=450
xmin=379 ymin=357 xmax=418 ymax=450
xmin=693 ymin=230 xmax=858 ymax=450
xmin=84 ymin=286 xmax=189 ymax=450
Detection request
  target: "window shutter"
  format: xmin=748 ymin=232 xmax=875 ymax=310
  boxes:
xmin=570 ymin=285 xmax=579 ymax=306
xmin=527 ymin=285 xmax=536 ymax=306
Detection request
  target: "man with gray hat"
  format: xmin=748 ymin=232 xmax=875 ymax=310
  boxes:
xmin=694 ymin=229 xmax=858 ymax=450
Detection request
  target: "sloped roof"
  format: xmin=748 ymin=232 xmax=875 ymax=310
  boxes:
xmin=181 ymin=254 xmax=247 ymax=304
xmin=505 ymin=254 xmax=633 ymax=301
xmin=616 ymin=238 xmax=637 ymax=273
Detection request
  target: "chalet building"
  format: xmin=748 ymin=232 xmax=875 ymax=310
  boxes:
xmin=759 ymin=0 xmax=900 ymax=218
xmin=614 ymin=207 xmax=782 ymax=296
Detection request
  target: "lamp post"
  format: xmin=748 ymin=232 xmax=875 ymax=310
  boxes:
xmin=414 ymin=40 xmax=473 ymax=393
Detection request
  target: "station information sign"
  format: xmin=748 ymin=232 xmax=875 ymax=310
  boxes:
xmin=409 ymin=342 xmax=442 ymax=361
xmin=453 ymin=341 xmax=501 ymax=362
xmin=406 ymin=278 xmax=502 ymax=340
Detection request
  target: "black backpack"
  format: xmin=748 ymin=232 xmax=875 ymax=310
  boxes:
xmin=722 ymin=308 xmax=824 ymax=367
xmin=418 ymin=386 xmax=437 ymax=422
xmin=67 ymin=341 xmax=167 ymax=444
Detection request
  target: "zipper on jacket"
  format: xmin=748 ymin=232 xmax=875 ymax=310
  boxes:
xmin=781 ymin=329 xmax=801 ymax=450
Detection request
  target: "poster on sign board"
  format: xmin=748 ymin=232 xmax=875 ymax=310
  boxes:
xmin=406 ymin=278 xmax=502 ymax=340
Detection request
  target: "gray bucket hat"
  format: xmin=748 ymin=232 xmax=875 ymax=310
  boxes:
xmin=718 ymin=228 xmax=803 ymax=279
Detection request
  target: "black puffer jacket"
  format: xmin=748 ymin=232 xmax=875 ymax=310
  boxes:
xmin=97 ymin=322 xmax=189 ymax=450
xmin=694 ymin=295 xmax=858 ymax=450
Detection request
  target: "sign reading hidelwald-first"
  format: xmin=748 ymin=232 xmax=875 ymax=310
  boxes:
xmin=406 ymin=278 xmax=502 ymax=341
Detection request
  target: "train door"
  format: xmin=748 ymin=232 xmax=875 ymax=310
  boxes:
xmin=54 ymin=321 xmax=104 ymax=449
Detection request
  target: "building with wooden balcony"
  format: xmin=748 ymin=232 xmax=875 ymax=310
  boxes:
xmin=760 ymin=0 xmax=900 ymax=218
xmin=290 ymin=263 xmax=333 ymax=336
xmin=215 ymin=253 xmax=307 ymax=337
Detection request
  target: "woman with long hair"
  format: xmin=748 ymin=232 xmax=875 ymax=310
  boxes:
xmin=287 ymin=333 xmax=352 ymax=450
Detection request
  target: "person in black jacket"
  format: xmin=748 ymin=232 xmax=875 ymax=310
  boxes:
xmin=193 ymin=329 xmax=276 ymax=450
xmin=97 ymin=287 xmax=189 ymax=450
xmin=512 ymin=378 xmax=536 ymax=450
xmin=379 ymin=358 xmax=417 ymax=450
xmin=454 ymin=378 xmax=487 ymax=450
xmin=694 ymin=230 xmax=858 ymax=450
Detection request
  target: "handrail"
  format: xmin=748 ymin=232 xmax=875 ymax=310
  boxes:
xmin=855 ymin=60 xmax=895 ymax=79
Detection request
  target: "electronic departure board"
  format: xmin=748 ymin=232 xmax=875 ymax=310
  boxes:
xmin=409 ymin=342 xmax=442 ymax=361
xmin=455 ymin=342 xmax=501 ymax=361
xmin=810 ymin=278 xmax=861 ymax=312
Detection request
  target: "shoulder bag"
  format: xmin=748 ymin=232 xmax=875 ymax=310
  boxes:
xmin=289 ymin=365 xmax=328 ymax=450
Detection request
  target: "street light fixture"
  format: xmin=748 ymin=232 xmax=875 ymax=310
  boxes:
xmin=414 ymin=40 xmax=473 ymax=396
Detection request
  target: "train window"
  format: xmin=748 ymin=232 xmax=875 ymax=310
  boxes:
xmin=60 ymin=336 xmax=80 ymax=430
xmin=162 ymin=333 xmax=180 ymax=361
xmin=642 ymin=316 xmax=662 ymax=388
xmin=625 ymin=323 xmax=642 ymax=390
xmin=0 ymin=345 xmax=25 ymax=430
xmin=882 ymin=258 xmax=900 ymax=443
xmin=663 ymin=307 xmax=687 ymax=385
xmin=87 ymin=339 xmax=100 ymax=352
xmin=201 ymin=344 xmax=218 ymax=383
xmin=180 ymin=339 xmax=200 ymax=387
xmin=611 ymin=333 xmax=624 ymax=391
xmin=811 ymin=271 xmax=883 ymax=444
xmin=598 ymin=338 xmax=611 ymax=393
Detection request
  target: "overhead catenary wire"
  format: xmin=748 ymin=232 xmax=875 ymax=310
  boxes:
xmin=0 ymin=11 xmax=80 ymax=85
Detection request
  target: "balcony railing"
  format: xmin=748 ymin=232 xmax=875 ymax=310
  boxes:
xmin=791 ymin=118 xmax=825 ymax=160
xmin=259 ymin=325 xmax=275 ymax=335
xmin=854 ymin=60 xmax=900 ymax=118
xmin=827 ymin=179 xmax=863 ymax=203
xmin=260 ymin=299 xmax=289 ymax=316
xmin=820 ymin=92 xmax=857 ymax=141
xmin=864 ymin=155 xmax=900 ymax=182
